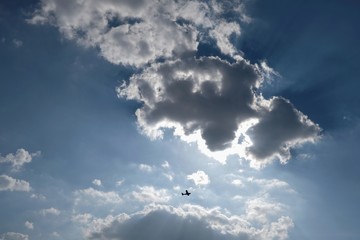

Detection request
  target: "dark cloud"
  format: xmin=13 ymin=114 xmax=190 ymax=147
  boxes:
xmin=89 ymin=210 xmax=242 ymax=240
xmin=246 ymin=97 xmax=321 ymax=163
xmin=120 ymin=55 xmax=320 ymax=166
xmin=86 ymin=204 xmax=293 ymax=240
xmin=120 ymin=55 xmax=260 ymax=151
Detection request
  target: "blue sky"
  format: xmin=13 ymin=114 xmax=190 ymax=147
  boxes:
xmin=0 ymin=0 xmax=359 ymax=239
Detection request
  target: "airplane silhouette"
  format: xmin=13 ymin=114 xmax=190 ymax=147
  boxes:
xmin=182 ymin=190 xmax=191 ymax=196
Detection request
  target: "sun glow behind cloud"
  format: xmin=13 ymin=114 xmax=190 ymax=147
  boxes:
xmin=0 ymin=0 xmax=331 ymax=239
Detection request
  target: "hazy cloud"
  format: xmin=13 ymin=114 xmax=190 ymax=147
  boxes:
xmin=138 ymin=164 xmax=153 ymax=172
xmin=74 ymin=187 xmax=123 ymax=205
xmin=12 ymin=39 xmax=23 ymax=48
xmin=30 ymin=193 xmax=46 ymax=200
xmin=116 ymin=180 xmax=125 ymax=187
xmin=40 ymin=207 xmax=61 ymax=216
xmin=131 ymin=186 xmax=171 ymax=203
xmin=231 ymin=179 xmax=244 ymax=187
xmin=0 ymin=232 xmax=29 ymax=240
xmin=0 ymin=175 xmax=31 ymax=192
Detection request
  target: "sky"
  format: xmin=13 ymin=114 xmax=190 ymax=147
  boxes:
xmin=0 ymin=0 xmax=359 ymax=239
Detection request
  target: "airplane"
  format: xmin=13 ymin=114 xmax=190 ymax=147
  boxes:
xmin=182 ymin=190 xmax=191 ymax=196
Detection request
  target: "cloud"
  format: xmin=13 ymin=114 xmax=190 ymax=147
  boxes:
xmin=209 ymin=20 xmax=240 ymax=56
xmin=187 ymin=171 xmax=210 ymax=186
xmin=0 ymin=175 xmax=31 ymax=192
xmin=0 ymin=232 xmax=29 ymax=240
xmin=0 ymin=149 xmax=40 ymax=171
xmin=231 ymin=179 xmax=244 ymax=187
xmin=131 ymin=186 xmax=171 ymax=203
xmin=92 ymin=179 xmax=102 ymax=186
xmin=163 ymin=173 xmax=173 ymax=181
xmin=116 ymin=180 xmax=125 ymax=187
xmin=24 ymin=221 xmax=33 ymax=230
xmin=29 ymin=0 xmax=320 ymax=167
xmin=161 ymin=161 xmax=170 ymax=169
xmin=247 ymin=177 xmax=293 ymax=192
xmin=246 ymin=97 xmax=321 ymax=167
xmin=30 ymin=193 xmax=47 ymax=200
xmin=119 ymin=55 xmax=320 ymax=167
xmin=28 ymin=0 xmax=247 ymax=67
xmin=84 ymin=203 xmax=293 ymax=240
xmin=40 ymin=207 xmax=61 ymax=216
xmin=138 ymin=164 xmax=153 ymax=172
xmin=12 ymin=39 xmax=23 ymax=48
xmin=74 ymin=187 xmax=123 ymax=205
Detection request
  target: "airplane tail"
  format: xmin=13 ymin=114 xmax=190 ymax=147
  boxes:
xmin=181 ymin=193 xmax=185 ymax=196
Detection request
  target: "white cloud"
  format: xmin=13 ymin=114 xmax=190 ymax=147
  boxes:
xmin=27 ymin=0 xmax=199 ymax=67
xmin=92 ymin=179 xmax=102 ymax=186
xmin=28 ymin=0 xmax=249 ymax=67
xmin=74 ymin=187 xmax=123 ymax=205
xmin=138 ymin=164 xmax=153 ymax=172
xmin=0 ymin=149 xmax=40 ymax=171
xmin=187 ymin=171 xmax=210 ymax=186
xmin=24 ymin=221 xmax=33 ymax=230
xmin=231 ymin=179 xmax=243 ymax=187
xmin=84 ymin=203 xmax=293 ymax=240
xmin=161 ymin=161 xmax=170 ymax=169
xmin=0 ymin=232 xmax=29 ymax=240
xmin=40 ymin=207 xmax=61 ymax=216
xmin=245 ymin=198 xmax=285 ymax=224
xmin=131 ymin=186 xmax=171 ymax=203
xmin=209 ymin=20 xmax=240 ymax=56
xmin=0 ymin=175 xmax=31 ymax=192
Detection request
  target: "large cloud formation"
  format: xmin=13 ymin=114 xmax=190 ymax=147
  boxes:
xmin=75 ymin=202 xmax=293 ymax=240
xmin=28 ymin=0 xmax=245 ymax=66
xmin=119 ymin=55 xmax=320 ymax=166
xmin=29 ymin=0 xmax=320 ymax=167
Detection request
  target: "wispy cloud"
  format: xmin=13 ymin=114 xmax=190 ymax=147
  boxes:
xmin=138 ymin=164 xmax=153 ymax=172
xmin=74 ymin=187 xmax=123 ymax=205
xmin=131 ymin=186 xmax=171 ymax=203
xmin=0 ymin=232 xmax=29 ymax=240
xmin=12 ymin=39 xmax=23 ymax=48
xmin=40 ymin=207 xmax=61 ymax=216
